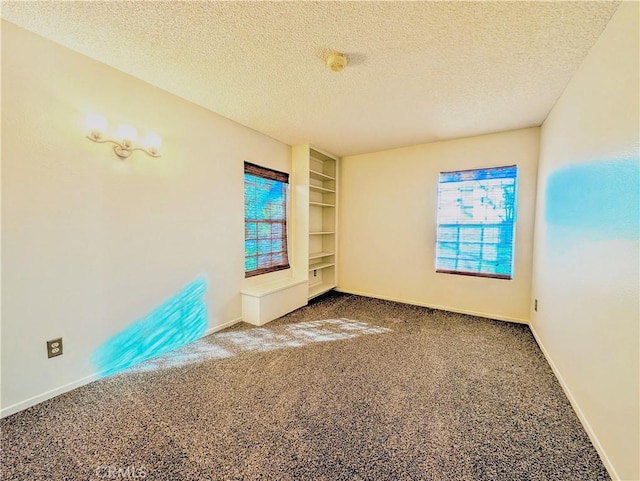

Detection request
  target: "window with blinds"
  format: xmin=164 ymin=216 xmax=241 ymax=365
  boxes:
xmin=435 ymin=165 xmax=518 ymax=279
xmin=244 ymin=162 xmax=290 ymax=277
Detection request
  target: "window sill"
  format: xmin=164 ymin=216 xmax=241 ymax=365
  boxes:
xmin=436 ymin=269 xmax=512 ymax=280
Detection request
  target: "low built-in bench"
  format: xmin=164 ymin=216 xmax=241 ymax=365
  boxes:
xmin=241 ymin=278 xmax=308 ymax=326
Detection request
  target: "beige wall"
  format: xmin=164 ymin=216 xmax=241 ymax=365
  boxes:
xmin=0 ymin=22 xmax=290 ymax=414
xmin=338 ymin=128 xmax=539 ymax=323
xmin=531 ymin=3 xmax=639 ymax=480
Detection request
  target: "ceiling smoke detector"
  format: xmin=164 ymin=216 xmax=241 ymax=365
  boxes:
xmin=326 ymin=52 xmax=348 ymax=72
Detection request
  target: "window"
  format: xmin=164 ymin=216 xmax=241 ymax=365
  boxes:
xmin=244 ymin=162 xmax=290 ymax=277
xmin=435 ymin=165 xmax=517 ymax=279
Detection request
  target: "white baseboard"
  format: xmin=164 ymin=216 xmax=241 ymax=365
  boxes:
xmin=334 ymin=287 xmax=529 ymax=325
xmin=528 ymin=324 xmax=619 ymax=481
xmin=0 ymin=317 xmax=243 ymax=419
xmin=203 ymin=317 xmax=242 ymax=337
xmin=1 ymin=372 xmax=102 ymax=419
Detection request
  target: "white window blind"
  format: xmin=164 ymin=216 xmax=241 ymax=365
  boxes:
xmin=436 ymin=165 xmax=518 ymax=279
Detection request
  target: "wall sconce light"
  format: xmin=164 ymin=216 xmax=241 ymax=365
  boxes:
xmin=85 ymin=113 xmax=162 ymax=160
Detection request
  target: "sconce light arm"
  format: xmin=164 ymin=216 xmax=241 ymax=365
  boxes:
xmin=86 ymin=135 xmax=161 ymax=160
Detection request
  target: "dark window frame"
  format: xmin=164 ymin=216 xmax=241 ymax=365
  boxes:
xmin=244 ymin=162 xmax=290 ymax=278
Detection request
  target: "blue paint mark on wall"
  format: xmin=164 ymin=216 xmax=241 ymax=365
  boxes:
xmin=92 ymin=277 xmax=208 ymax=377
xmin=545 ymin=158 xmax=639 ymax=240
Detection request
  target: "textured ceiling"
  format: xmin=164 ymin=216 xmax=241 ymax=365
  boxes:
xmin=1 ymin=1 xmax=621 ymax=157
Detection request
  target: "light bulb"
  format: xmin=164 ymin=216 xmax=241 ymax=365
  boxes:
xmin=84 ymin=113 xmax=107 ymax=139
xmin=116 ymin=124 xmax=138 ymax=147
xmin=142 ymin=132 xmax=162 ymax=154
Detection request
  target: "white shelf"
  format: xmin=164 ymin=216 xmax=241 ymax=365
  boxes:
xmin=308 ymin=282 xmax=336 ymax=299
xmin=292 ymin=145 xmax=338 ymax=301
xmin=310 ymin=169 xmax=335 ymax=181
xmin=309 ymin=262 xmax=335 ymax=272
xmin=309 ymin=251 xmax=334 ymax=260
xmin=310 ymin=185 xmax=335 ymax=193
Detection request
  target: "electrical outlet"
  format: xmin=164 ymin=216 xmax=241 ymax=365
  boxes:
xmin=47 ymin=338 xmax=63 ymax=358
xmin=534 ymin=299 xmax=538 ymax=312
xmin=313 ymin=270 xmax=317 ymax=277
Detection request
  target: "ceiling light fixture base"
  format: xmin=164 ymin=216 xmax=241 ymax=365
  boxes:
xmin=327 ymin=53 xmax=348 ymax=72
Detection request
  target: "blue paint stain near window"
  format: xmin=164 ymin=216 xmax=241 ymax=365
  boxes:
xmin=92 ymin=277 xmax=208 ymax=377
xmin=545 ymin=158 xmax=640 ymax=240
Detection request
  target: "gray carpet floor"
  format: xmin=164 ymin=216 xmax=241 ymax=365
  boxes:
xmin=1 ymin=292 xmax=610 ymax=480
